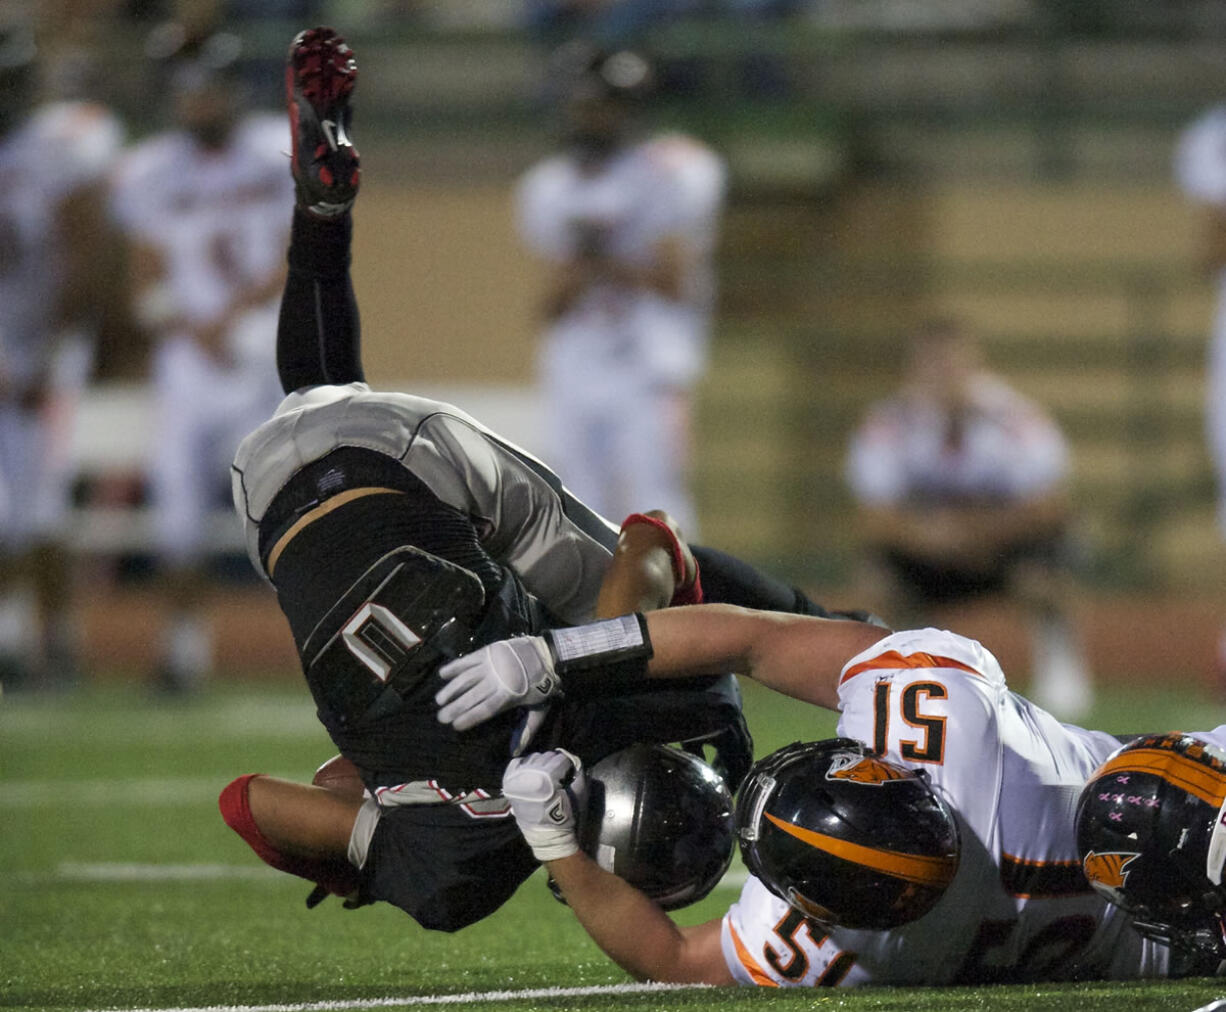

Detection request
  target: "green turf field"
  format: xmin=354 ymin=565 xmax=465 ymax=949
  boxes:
xmin=3 ymin=676 xmax=1226 ymax=1012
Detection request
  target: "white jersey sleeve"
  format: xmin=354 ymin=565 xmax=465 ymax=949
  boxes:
xmin=1176 ymin=106 xmax=1226 ymax=206
xmin=30 ymin=101 xmax=123 ymax=198
xmin=845 ymin=376 xmax=1068 ymax=506
xmin=974 ymin=376 xmax=1070 ymax=498
xmin=513 ymin=157 xmax=575 ymax=262
xmin=641 ymin=134 xmax=726 ymax=244
xmin=844 ymin=398 xmax=911 ymax=505
xmin=109 ymin=135 xmax=171 ymax=240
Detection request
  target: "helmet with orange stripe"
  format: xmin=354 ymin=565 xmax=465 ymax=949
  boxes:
xmin=1076 ymin=732 xmax=1226 ymax=960
xmin=736 ymin=739 xmax=960 ymax=930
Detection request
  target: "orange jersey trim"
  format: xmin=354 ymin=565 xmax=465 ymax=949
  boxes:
xmin=1095 ymin=748 xmax=1226 ymax=808
xmin=999 ymin=852 xmax=1091 ymax=898
xmin=728 ymin=923 xmax=779 ymax=987
xmin=841 ymin=650 xmax=982 ymax=686
xmin=763 ymin=813 xmax=957 ymax=888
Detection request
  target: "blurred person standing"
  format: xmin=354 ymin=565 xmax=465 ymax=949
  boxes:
xmin=1175 ymin=105 xmax=1226 ymax=680
xmin=844 ymin=318 xmax=1093 ymax=718
xmin=111 ymin=33 xmax=290 ymax=693
xmin=0 ymin=23 xmax=124 ymax=690
xmin=515 ymin=44 xmax=725 ymax=534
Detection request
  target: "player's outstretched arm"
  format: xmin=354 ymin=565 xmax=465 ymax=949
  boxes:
xmin=503 ymin=750 xmax=732 ymax=985
xmin=548 ymin=853 xmax=731 ymax=984
xmin=437 ymin=606 xmax=888 ymax=729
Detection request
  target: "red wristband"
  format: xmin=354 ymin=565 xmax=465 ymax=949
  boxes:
xmin=670 ymin=563 xmax=703 ymax=606
xmin=619 ymin=513 xmax=703 ymax=606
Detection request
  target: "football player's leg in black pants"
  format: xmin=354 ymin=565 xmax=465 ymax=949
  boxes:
xmin=277 ymin=208 xmax=364 ymax=392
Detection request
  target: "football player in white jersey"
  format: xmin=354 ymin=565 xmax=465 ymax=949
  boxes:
xmin=436 ymin=607 xmax=1217 ymax=985
xmin=0 ymin=25 xmax=124 ymax=688
xmin=111 ymin=42 xmax=292 ymax=692
xmin=845 ymin=317 xmax=1093 ymax=719
xmin=1175 ymin=106 xmax=1226 ymax=681
xmin=515 ymin=44 xmax=725 ymax=534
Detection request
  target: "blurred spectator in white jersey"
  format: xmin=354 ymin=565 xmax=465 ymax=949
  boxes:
xmin=515 ymin=44 xmax=726 ymax=535
xmin=0 ymin=23 xmax=124 ymax=691
xmin=1175 ymin=104 xmax=1226 ymax=681
xmin=844 ymin=317 xmax=1093 ymax=719
xmin=111 ymin=31 xmax=290 ymax=693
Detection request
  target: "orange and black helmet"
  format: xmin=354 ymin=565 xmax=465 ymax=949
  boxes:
xmin=735 ymin=739 xmax=960 ymax=930
xmin=1076 ymin=732 xmax=1226 ymax=959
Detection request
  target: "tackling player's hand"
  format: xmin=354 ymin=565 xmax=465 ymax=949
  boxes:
xmin=436 ymin=636 xmax=560 ymax=731
xmin=502 ymin=749 xmax=586 ymax=863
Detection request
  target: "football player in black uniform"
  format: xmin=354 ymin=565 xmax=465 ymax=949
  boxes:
xmin=219 ymin=27 xmax=872 ymax=933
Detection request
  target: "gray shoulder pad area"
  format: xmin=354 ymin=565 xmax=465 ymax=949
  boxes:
xmin=230 ymin=384 xmax=485 ymax=575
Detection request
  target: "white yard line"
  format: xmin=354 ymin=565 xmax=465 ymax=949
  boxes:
xmin=55 ymin=862 xmax=280 ymax=881
xmin=0 ymin=777 xmax=227 ymax=807
xmin=0 ymin=773 xmax=319 ymax=807
xmin=83 ymin=981 xmax=710 ymax=1012
xmin=4 ymin=862 xmax=283 ymax=885
xmin=6 ymin=860 xmax=744 ymax=890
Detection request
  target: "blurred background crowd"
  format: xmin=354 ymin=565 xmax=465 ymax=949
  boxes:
xmin=4 ymin=0 xmax=1226 ymax=716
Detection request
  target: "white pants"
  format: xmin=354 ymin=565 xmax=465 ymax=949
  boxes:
xmin=149 ymin=333 xmax=282 ymax=565
xmin=543 ymin=373 xmax=697 ymax=536
xmin=1210 ymin=295 xmax=1226 ymax=537
xmin=0 ymin=395 xmax=76 ymax=551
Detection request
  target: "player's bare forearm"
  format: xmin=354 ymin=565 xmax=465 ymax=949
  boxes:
xmin=594 ymin=525 xmax=677 ymax=617
xmin=594 ymin=510 xmax=695 ymax=617
xmin=859 ymin=493 xmax=1069 ymax=563
xmin=642 ymin=606 xmax=886 ymax=711
xmin=952 ymin=491 xmax=1070 ymax=551
xmin=856 ymin=504 xmax=939 ymax=558
xmin=547 ymin=852 xmax=732 ymax=984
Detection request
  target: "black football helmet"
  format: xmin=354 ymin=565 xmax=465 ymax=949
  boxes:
xmin=1076 ymin=732 xmax=1226 ymax=960
xmin=574 ymin=743 xmax=735 ymax=910
xmin=736 ymin=739 xmax=960 ymax=930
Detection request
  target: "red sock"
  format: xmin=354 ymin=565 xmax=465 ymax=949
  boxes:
xmin=218 ymin=774 xmax=359 ymax=899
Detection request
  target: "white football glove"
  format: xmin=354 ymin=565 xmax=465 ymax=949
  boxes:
xmin=502 ymin=749 xmax=586 ymax=863
xmin=436 ymin=636 xmax=559 ymax=731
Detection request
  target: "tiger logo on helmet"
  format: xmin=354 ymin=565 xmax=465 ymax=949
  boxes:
xmin=827 ymin=751 xmax=912 ymax=786
xmin=1081 ymin=850 xmax=1141 ymax=903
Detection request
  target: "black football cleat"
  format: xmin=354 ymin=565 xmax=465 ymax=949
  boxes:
xmin=286 ymin=26 xmax=359 ymax=218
